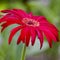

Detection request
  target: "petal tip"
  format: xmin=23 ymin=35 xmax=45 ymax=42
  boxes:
xmin=17 ymin=41 xmax=20 ymax=45
xmin=8 ymin=41 xmax=11 ymax=45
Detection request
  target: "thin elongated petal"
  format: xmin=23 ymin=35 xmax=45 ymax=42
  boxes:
xmin=1 ymin=9 xmax=28 ymax=18
xmin=40 ymin=26 xmax=58 ymax=42
xmin=40 ymin=23 xmax=58 ymax=32
xmin=1 ymin=10 xmax=11 ymax=13
xmin=30 ymin=27 xmax=36 ymax=46
xmin=8 ymin=26 xmax=24 ymax=44
xmin=1 ymin=22 xmax=14 ymax=32
xmin=40 ymin=25 xmax=58 ymax=36
xmin=1 ymin=13 xmax=17 ymax=19
xmin=40 ymin=23 xmax=59 ymax=41
xmin=36 ymin=28 xmax=43 ymax=49
xmin=17 ymin=29 xmax=26 ymax=44
xmin=17 ymin=27 xmax=30 ymax=46
xmin=0 ymin=14 xmax=21 ymax=24
xmin=25 ymin=28 xmax=30 ymax=46
xmin=1 ymin=10 xmax=23 ymax=19
xmin=32 ymin=16 xmax=48 ymax=23
xmin=37 ymin=16 xmax=49 ymax=23
xmin=46 ymin=26 xmax=58 ymax=40
xmin=43 ymin=30 xmax=52 ymax=48
xmin=1 ymin=19 xmax=23 ymax=32
xmin=13 ymin=9 xmax=28 ymax=17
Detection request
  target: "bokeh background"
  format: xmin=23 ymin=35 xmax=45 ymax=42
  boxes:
xmin=0 ymin=0 xmax=60 ymax=60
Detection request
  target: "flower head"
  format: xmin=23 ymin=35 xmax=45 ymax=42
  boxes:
xmin=0 ymin=9 xmax=59 ymax=48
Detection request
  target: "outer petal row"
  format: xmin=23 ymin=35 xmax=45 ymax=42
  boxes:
xmin=8 ymin=26 xmax=24 ymax=44
xmin=1 ymin=9 xmax=28 ymax=19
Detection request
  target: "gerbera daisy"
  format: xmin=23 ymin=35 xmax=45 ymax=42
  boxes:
xmin=0 ymin=9 xmax=59 ymax=49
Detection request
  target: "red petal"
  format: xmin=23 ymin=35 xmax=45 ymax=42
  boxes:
xmin=25 ymin=29 xmax=30 ymax=46
xmin=1 ymin=10 xmax=22 ymax=20
xmin=13 ymin=9 xmax=28 ymax=17
xmin=1 ymin=19 xmax=23 ymax=32
xmin=43 ymin=30 xmax=52 ymax=48
xmin=40 ymin=23 xmax=58 ymax=32
xmin=40 ymin=26 xmax=58 ymax=42
xmin=30 ymin=27 xmax=36 ymax=46
xmin=37 ymin=16 xmax=48 ymax=23
xmin=8 ymin=26 xmax=24 ymax=44
xmin=1 ymin=21 xmax=15 ymax=32
xmin=0 ymin=14 xmax=21 ymax=24
xmin=36 ymin=28 xmax=43 ymax=49
xmin=32 ymin=16 xmax=48 ymax=23
xmin=17 ymin=29 xmax=25 ymax=44
xmin=1 ymin=9 xmax=28 ymax=18
xmin=28 ymin=12 xmax=33 ymax=18
xmin=32 ymin=16 xmax=40 ymax=20
xmin=17 ymin=27 xmax=31 ymax=46
xmin=40 ymin=25 xmax=58 ymax=37
xmin=1 ymin=10 xmax=11 ymax=13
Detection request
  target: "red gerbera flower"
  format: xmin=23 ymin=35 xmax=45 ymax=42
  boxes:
xmin=0 ymin=9 xmax=59 ymax=48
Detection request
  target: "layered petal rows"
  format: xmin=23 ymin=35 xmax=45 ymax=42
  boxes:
xmin=0 ymin=9 xmax=59 ymax=48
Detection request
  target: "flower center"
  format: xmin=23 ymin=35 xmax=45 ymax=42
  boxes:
xmin=22 ymin=18 xmax=39 ymax=27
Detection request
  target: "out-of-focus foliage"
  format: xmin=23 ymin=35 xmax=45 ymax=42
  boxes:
xmin=0 ymin=0 xmax=60 ymax=60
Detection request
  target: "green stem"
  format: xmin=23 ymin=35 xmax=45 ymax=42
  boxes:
xmin=21 ymin=44 xmax=26 ymax=60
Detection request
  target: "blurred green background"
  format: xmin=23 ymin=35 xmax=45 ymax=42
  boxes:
xmin=0 ymin=0 xmax=60 ymax=60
